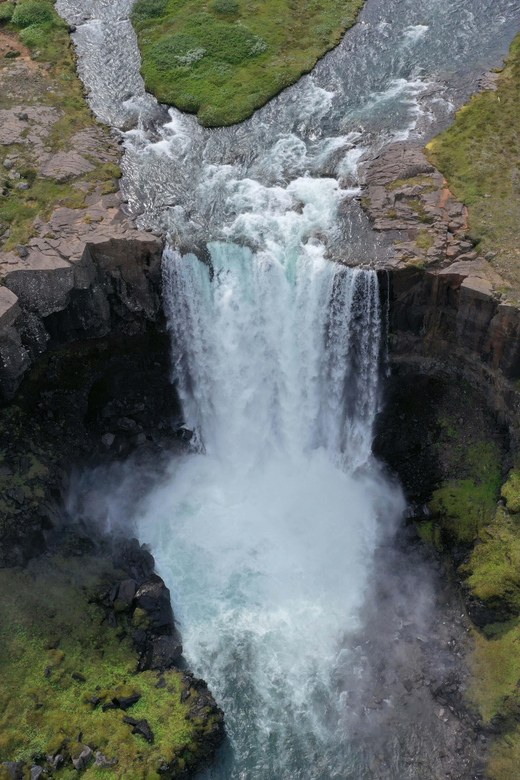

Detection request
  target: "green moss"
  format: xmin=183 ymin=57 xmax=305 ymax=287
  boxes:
xmin=415 ymin=229 xmax=434 ymax=251
xmin=0 ymin=556 xmax=217 ymax=777
xmin=11 ymin=0 xmax=54 ymax=27
xmin=461 ymin=507 xmax=520 ymax=612
xmin=425 ymin=33 xmax=520 ymax=292
xmin=469 ymin=619 xmax=520 ymax=722
xmin=0 ymin=177 xmax=85 ymax=251
xmin=467 ymin=620 xmax=520 ymax=780
xmin=130 ymin=0 xmax=365 ymax=126
xmin=430 ymin=479 xmax=494 ymax=544
xmin=501 ymin=468 xmax=520 ymax=513
xmin=487 ymin=726 xmax=520 ymax=780
xmin=386 ymin=174 xmax=437 ymax=192
xmin=429 ymin=441 xmax=502 ymax=545
xmin=415 ymin=520 xmax=442 ymax=548
xmin=407 ymin=197 xmax=434 ymax=224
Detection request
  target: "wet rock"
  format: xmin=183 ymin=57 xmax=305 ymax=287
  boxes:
xmin=113 ymin=692 xmax=141 ymax=710
xmin=134 ymin=573 xmax=174 ymax=633
xmin=117 ymin=417 xmax=139 ymax=433
xmin=93 ymin=752 xmax=118 ymax=768
xmin=30 ymin=768 xmax=43 ymax=780
xmin=148 ymin=633 xmax=183 ymax=670
xmin=46 ymin=755 xmax=63 ymax=770
xmin=72 ymin=745 xmax=93 ymax=770
xmin=117 ymin=578 xmax=137 ymax=604
xmin=101 ymin=432 xmax=115 ymax=448
xmin=366 ymin=143 xmax=435 ymax=186
xmin=2 ymin=763 xmax=25 ymax=780
xmin=6 ymin=486 xmax=25 ymax=505
xmin=123 ymin=716 xmax=154 ymax=744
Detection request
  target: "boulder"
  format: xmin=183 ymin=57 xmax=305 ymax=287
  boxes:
xmin=72 ymin=745 xmax=93 ymax=770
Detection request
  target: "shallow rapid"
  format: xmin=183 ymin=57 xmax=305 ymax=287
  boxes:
xmin=54 ymin=0 xmax=520 ymax=776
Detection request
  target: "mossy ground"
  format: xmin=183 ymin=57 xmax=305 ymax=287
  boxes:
xmin=426 ymin=444 xmax=520 ymax=778
xmin=468 ymin=612 xmax=520 ymax=780
xmin=0 ymin=0 xmax=121 ymax=251
xmin=130 ymin=0 xmax=364 ymax=126
xmin=0 ymin=554 xmax=214 ymax=779
xmin=428 ymin=429 xmax=503 ymax=546
xmin=425 ymin=33 xmax=520 ymax=296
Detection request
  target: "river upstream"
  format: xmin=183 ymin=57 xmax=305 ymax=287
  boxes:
xmin=55 ymin=0 xmax=520 ymax=777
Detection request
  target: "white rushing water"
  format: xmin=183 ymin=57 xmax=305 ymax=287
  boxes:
xmin=138 ymin=239 xmax=404 ymax=778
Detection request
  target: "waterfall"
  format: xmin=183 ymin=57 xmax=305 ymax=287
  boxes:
xmin=138 ymin=241 xmax=405 ymax=779
xmin=163 ymin=243 xmax=381 ymax=470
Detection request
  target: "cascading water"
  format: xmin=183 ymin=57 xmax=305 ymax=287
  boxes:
xmin=139 ymin=241 xmax=404 ymax=779
xmin=54 ymin=0 xmax=520 ymax=774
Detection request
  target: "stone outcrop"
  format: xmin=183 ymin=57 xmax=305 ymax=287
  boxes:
xmin=0 ymin=192 xmax=164 ymax=400
xmin=360 ymin=142 xmax=520 ymax=446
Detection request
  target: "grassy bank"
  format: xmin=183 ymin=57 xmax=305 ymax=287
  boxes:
xmin=0 ymin=0 xmax=121 ymax=252
xmin=421 ymin=428 xmax=520 ymax=779
xmin=130 ymin=0 xmax=364 ymax=126
xmin=425 ymin=33 xmax=520 ymax=294
xmin=0 ymin=555 xmax=220 ymax=779
xmin=463 ymin=479 xmax=520 ymax=780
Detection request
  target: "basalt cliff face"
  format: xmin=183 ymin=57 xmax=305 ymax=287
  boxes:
xmin=360 ymin=143 xmax=520 ymax=448
xmin=0 ymin=192 xmax=165 ymax=402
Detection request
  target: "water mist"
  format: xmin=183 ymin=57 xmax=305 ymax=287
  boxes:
xmin=137 ymin=242 xmax=405 ymax=779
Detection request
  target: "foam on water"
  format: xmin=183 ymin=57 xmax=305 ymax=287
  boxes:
xmin=138 ymin=242 xmax=405 ymax=778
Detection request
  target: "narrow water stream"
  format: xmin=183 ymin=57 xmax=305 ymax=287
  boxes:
xmin=56 ymin=0 xmax=520 ymax=777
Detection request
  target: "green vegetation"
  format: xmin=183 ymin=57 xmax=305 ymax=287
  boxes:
xmin=469 ymin=617 xmax=520 ymax=780
xmin=425 ymin=33 xmax=520 ymax=292
xmin=0 ymin=2 xmax=15 ymax=21
xmin=415 ymin=229 xmax=434 ymax=252
xmin=501 ymin=467 xmax=520 ymax=513
xmin=386 ymin=174 xmax=437 ymax=193
xmin=0 ymin=0 xmax=120 ymax=251
xmin=0 ymin=555 xmax=218 ymax=778
xmin=462 ymin=506 xmax=520 ymax=613
xmin=429 ymin=441 xmax=502 ymax=545
xmin=443 ymin=464 xmax=520 ymax=780
xmin=130 ymin=0 xmax=364 ymax=126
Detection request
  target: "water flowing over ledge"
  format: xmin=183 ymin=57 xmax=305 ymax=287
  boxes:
xmin=138 ymin=248 xmax=405 ymax=779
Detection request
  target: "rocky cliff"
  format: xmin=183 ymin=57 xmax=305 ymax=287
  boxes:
xmin=360 ymin=142 xmax=520 ymax=448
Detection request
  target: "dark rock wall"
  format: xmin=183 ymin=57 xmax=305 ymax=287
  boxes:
xmin=0 ymin=230 xmax=164 ymax=402
xmin=381 ymin=255 xmax=520 ymax=453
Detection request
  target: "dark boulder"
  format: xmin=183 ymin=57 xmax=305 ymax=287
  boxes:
xmin=122 ymin=716 xmax=154 ymax=744
xmin=134 ymin=574 xmax=174 ymax=633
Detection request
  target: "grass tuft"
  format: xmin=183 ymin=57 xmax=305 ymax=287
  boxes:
xmin=425 ymin=33 xmax=520 ymax=293
xmin=0 ymin=556 xmax=220 ymax=778
xmin=130 ymin=0 xmax=365 ymax=126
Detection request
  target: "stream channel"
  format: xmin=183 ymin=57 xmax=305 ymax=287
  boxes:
xmin=55 ymin=0 xmax=520 ymax=777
